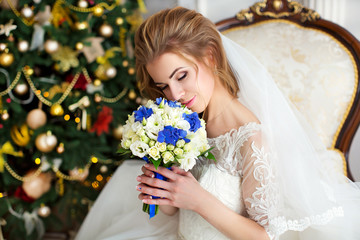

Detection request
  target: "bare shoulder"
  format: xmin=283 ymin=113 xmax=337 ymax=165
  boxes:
xmin=230 ymin=100 xmax=260 ymax=127
xmin=206 ymin=100 xmax=260 ymax=138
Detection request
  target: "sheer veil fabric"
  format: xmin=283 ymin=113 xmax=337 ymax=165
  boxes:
xmin=75 ymin=33 xmax=360 ymax=240
xmin=220 ymin=34 xmax=360 ymax=239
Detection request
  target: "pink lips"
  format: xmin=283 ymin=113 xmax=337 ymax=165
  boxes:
xmin=183 ymin=96 xmax=196 ymax=108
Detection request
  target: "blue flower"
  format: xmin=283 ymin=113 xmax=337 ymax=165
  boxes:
xmin=155 ymin=98 xmax=181 ymax=108
xmin=183 ymin=112 xmax=201 ymax=132
xmin=157 ymin=126 xmax=187 ymax=146
xmin=134 ymin=106 xmax=153 ymax=122
xmin=168 ymin=100 xmax=181 ymax=108
xmin=155 ymin=97 xmax=165 ymax=105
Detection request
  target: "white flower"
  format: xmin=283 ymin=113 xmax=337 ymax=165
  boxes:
xmin=173 ymin=148 xmax=184 ymax=156
xmin=176 ymin=139 xmax=186 ymax=148
xmin=178 ymin=157 xmax=196 ymax=171
xmin=162 ymin=151 xmax=174 ymax=164
xmin=147 ymin=146 xmax=160 ymax=160
xmin=130 ymin=140 xmax=149 ymax=158
xmin=121 ymin=139 xmax=132 ymax=149
xmin=155 ymin=142 xmax=167 ymax=152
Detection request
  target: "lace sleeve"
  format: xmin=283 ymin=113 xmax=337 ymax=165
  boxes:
xmin=241 ymin=130 xmax=279 ymax=240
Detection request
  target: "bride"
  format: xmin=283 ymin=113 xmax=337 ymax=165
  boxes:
xmin=76 ymin=6 xmax=360 ymax=240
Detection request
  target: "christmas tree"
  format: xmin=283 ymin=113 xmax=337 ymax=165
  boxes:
xmin=0 ymin=0 xmax=145 ymax=239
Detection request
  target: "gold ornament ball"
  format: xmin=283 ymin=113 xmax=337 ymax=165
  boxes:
xmin=44 ymin=39 xmax=59 ymax=54
xmin=113 ymin=125 xmax=124 ymax=140
xmin=75 ymin=42 xmax=84 ymax=50
xmin=105 ymin=66 xmax=117 ymax=79
xmin=77 ymin=0 xmax=88 ymax=8
xmin=69 ymin=168 xmax=89 ymax=181
xmin=100 ymin=165 xmax=108 ymax=173
xmin=50 ymin=104 xmax=64 ymax=116
xmin=38 ymin=205 xmax=51 ymax=217
xmin=26 ymin=109 xmax=47 ymax=129
xmin=21 ymin=6 xmax=34 ymax=19
xmin=25 ymin=67 xmax=34 ymax=76
xmin=128 ymin=89 xmax=136 ymax=100
xmin=93 ymin=79 xmax=102 ymax=86
xmin=1 ymin=110 xmax=9 ymax=121
xmin=94 ymin=94 xmax=102 ymax=103
xmin=0 ymin=43 xmax=7 ymax=51
xmin=136 ymin=97 xmax=142 ymax=104
xmin=56 ymin=143 xmax=65 ymax=154
xmin=99 ymin=24 xmax=113 ymax=38
xmin=17 ymin=40 xmax=29 ymax=52
xmin=93 ymin=5 xmax=104 ymax=17
xmin=116 ymin=17 xmax=124 ymax=25
xmin=76 ymin=21 xmax=89 ymax=30
xmin=128 ymin=67 xmax=135 ymax=75
xmin=0 ymin=52 xmax=14 ymax=67
xmin=22 ymin=170 xmax=52 ymax=199
xmin=14 ymin=82 xmax=29 ymax=95
xmin=35 ymin=132 xmax=58 ymax=153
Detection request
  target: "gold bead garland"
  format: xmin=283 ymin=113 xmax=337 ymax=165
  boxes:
xmin=99 ymin=87 xmax=128 ymax=103
xmin=4 ymin=161 xmax=42 ymax=182
xmin=4 ymin=0 xmax=33 ymax=26
xmin=23 ymin=68 xmax=80 ymax=107
xmin=59 ymin=0 xmax=116 ymax=13
xmin=0 ymin=71 xmax=21 ymax=97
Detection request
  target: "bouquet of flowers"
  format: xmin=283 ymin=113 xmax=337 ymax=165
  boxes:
xmin=118 ymin=97 xmax=214 ymax=218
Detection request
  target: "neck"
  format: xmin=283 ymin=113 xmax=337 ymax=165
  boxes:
xmin=204 ymin=80 xmax=235 ymax=124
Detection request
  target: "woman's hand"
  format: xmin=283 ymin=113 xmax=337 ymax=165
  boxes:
xmin=136 ymin=163 xmax=205 ymax=212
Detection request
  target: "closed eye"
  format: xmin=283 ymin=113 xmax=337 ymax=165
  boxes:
xmin=160 ymin=85 xmax=168 ymax=91
xmin=178 ymin=72 xmax=187 ymax=81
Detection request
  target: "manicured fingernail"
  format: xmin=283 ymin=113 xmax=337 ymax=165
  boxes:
xmin=145 ymin=164 xmax=150 ymax=168
xmin=136 ymin=176 xmax=141 ymax=181
xmin=136 ymin=185 xmax=141 ymax=190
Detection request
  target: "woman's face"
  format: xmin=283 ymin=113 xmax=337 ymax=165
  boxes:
xmin=146 ymin=52 xmax=215 ymax=113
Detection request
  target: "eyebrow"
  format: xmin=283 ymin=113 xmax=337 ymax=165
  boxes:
xmin=169 ymin=67 xmax=184 ymax=79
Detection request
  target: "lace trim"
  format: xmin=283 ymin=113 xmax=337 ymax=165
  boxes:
xmin=268 ymin=206 xmax=344 ymax=236
xmin=205 ymin=122 xmax=261 ymax=176
xmin=245 ymin=142 xmax=280 ymax=227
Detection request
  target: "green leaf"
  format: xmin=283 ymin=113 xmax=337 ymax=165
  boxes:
xmin=200 ymin=147 xmax=216 ymax=162
xmin=116 ymin=147 xmax=131 ymax=155
xmin=206 ymin=152 xmax=216 ymax=162
xmin=151 ymin=158 xmax=161 ymax=169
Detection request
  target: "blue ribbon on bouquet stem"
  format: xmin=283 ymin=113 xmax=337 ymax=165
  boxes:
xmin=148 ymin=172 xmax=167 ymax=219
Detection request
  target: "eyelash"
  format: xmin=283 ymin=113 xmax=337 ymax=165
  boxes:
xmin=159 ymin=72 xmax=187 ymax=91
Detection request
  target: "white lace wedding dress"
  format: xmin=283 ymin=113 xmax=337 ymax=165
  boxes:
xmin=76 ymin=120 xmax=360 ymax=240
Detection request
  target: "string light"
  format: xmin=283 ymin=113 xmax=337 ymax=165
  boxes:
xmin=34 ymin=158 xmax=41 ymax=165
xmin=96 ymin=174 xmax=103 ymax=181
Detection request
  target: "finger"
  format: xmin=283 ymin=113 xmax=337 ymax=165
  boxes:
xmin=142 ymin=197 xmax=173 ymax=206
xmin=138 ymin=193 xmax=152 ymax=200
xmin=143 ymin=164 xmax=178 ymax=181
xmin=171 ymin=166 xmax=189 ymax=176
xmin=136 ymin=183 xmax=170 ymax=199
xmin=141 ymin=165 xmax=155 ymax=178
xmin=137 ymin=175 xmax=171 ymax=190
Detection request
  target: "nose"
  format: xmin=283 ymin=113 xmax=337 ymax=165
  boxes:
xmin=168 ymin=83 xmax=185 ymax=101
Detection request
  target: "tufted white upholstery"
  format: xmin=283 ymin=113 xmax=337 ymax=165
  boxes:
xmin=222 ymin=20 xmax=358 ymax=176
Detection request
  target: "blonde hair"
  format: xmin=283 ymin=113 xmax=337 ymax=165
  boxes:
xmin=134 ymin=6 xmax=239 ymax=100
